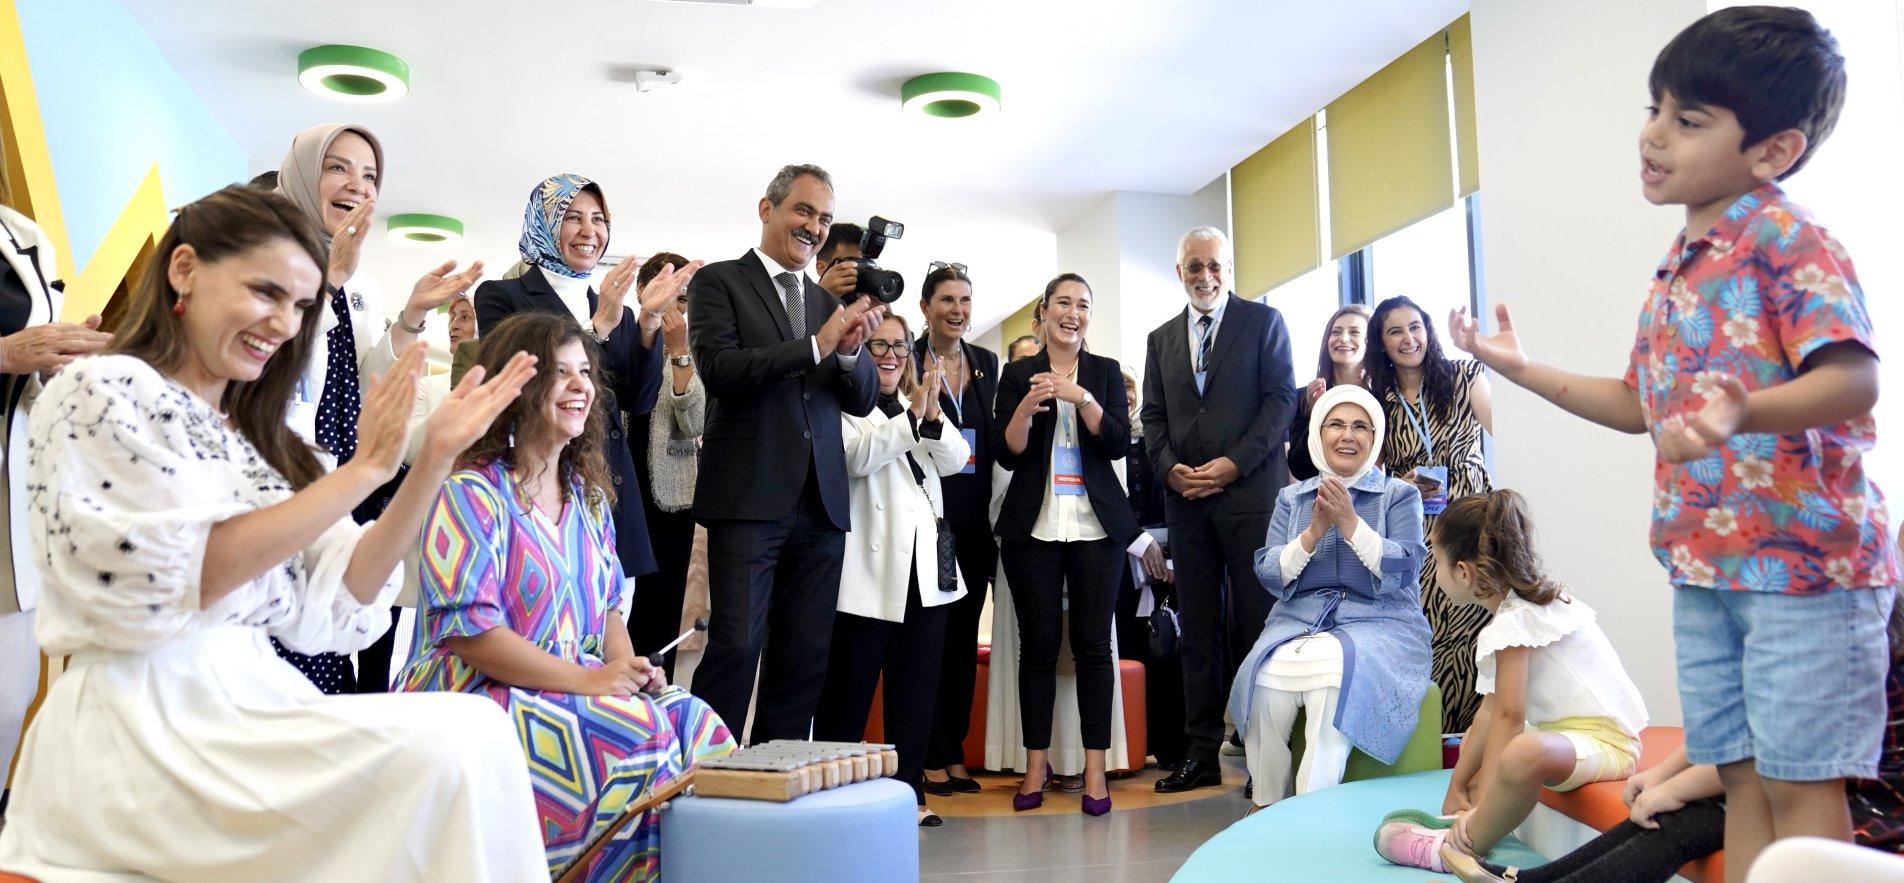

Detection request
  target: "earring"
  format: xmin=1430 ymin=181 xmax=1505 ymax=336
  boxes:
xmin=172 ymin=294 xmax=188 ymax=317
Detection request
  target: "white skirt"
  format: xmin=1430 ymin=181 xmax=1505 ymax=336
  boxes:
xmin=0 ymin=625 xmax=545 ymax=882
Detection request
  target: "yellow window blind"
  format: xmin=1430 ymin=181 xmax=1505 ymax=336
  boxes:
xmin=1449 ymin=14 xmax=1480 ymax=197
xmin=1325 ymin=29 xmax=1455 ymax=258
xmin=1230 ymin=117 xmax=1320 ymax=297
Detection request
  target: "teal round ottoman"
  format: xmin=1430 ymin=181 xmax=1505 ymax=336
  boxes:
xmin=661 ymin=777 xmax=916 ymax=882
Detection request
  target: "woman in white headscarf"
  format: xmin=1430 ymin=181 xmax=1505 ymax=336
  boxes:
xmin=273 ymin=123 xmax=484 ymax=694
xmin=1227 ymin=384 xmax=1432 ymax=808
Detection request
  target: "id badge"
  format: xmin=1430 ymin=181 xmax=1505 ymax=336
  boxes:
xmin=960 ymin=427 xmax=977 ymax=475
xmin=1415 ymin=465 xmax=1449 ymax=516
xmin=1053 ymin=443 xmax=1086 ymax=495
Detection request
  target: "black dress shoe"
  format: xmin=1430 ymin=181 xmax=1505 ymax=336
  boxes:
xmin=923 ymin=777 xmax=959 ymax=796
xmin=1243 ymin=776 xmax=1253 ymax=801
xmin=1154 ymin=759 xmax=1223 ymax=793
xmin=947 ymin=775 xmax=981 ymax=793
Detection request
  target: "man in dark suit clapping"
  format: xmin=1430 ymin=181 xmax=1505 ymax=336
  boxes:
xmin=1142 ymin=226 xmax=1297 ymax=793
xmin=688 ymin=164 xmax=883 ymax=743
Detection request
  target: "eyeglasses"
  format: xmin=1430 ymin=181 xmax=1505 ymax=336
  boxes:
xmin=1180 ymin=260 xmax=1226 ymax=276
xmin=928 ymin=260 xmax=969 ymax=276
xmin=867 ymin=339 xmax=913 ymax=356
xmin=1320 ymin=419 xmax=1375 ymax=437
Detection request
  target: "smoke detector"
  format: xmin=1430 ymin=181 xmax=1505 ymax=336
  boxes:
xmin=608 ymin=65 xmax=685 ymax=93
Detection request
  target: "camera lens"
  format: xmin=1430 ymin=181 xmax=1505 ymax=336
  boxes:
xmin=847 ymin=260 xmax=905 ymax=304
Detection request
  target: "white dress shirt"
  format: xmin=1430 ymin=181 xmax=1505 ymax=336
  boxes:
xmin=545 ymin=270 xmax=594 ymax=327
xmin=751 ymin=249 xmax=860 ymax=368
xmin=1185 ymin=293 xmax=1230 ymax=372
xmin=1029 ymin=399 xmax=1108 ymax=543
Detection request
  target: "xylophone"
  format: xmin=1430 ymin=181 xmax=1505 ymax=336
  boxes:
xmin=693 ymin=740 xmax=900 ymax=802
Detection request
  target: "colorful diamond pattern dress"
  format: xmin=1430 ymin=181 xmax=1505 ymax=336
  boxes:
xmin=399 ymin=457 xmax=733 ymax=881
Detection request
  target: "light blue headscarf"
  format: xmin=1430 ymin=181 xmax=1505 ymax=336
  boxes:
xmin=517 ymin=173 xmax=608 ymax=280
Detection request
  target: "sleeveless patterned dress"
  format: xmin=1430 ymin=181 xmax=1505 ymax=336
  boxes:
xmin=1381 ymin=359 xmax=1493 ymax=733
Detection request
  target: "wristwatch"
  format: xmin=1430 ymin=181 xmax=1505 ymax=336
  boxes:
xmin=671 ymin=354 xmax=693 ymax=367
xmin=1079 ymin=391 xmax=1095 ymax=407
xmin=395 ymin=313 xmax=426 ymax=334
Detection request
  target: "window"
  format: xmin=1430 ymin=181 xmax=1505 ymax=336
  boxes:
xmin=1263 ymin=262 xmax=1343 ymax=381
xmin=1366 ymin=201 xmax=1475 ymax=329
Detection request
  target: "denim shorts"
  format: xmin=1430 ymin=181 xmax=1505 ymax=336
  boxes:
xmin=1674 ymin=584 xmax=1896 ymax=781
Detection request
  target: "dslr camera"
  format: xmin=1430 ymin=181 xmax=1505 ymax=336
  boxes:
xmin=842 ymin=216 xmax=905 ymax=305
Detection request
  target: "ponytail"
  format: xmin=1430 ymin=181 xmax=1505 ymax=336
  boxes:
xmin=1434 ymin=489 xmax=1565 ymax=605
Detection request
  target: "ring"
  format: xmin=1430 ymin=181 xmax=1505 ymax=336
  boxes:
xmin=346 ymin=226 xmax=358 ymax=236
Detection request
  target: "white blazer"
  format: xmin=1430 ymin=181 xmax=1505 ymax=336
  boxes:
xmin=0 ymin=206 xmax=61 ymax=614
xmin=289 ymin=271 xmax=398 ymax=445
xmin=838 ymin=394 xmax=970 ymax=622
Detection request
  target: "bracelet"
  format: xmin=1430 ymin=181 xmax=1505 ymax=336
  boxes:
xmin=645 ymin=309 xmax=666 ymax=319
xmin=395 ymin=314 xmax=426 ymax=334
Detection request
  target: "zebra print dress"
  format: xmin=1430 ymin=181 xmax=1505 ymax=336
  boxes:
xmin=1381 ymin=359 xmax=1493 ymax=733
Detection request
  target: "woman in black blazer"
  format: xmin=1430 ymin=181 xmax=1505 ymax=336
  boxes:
xmin=910 ymin=265 xmax=1001 ymax=795
xmin=473 ymin=174 xmax=699 ymax=580
xmin=992 ymin=273 xmax=1136 ymax=817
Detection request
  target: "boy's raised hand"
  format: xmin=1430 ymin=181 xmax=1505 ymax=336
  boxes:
xmin=1656 ymin=378 xmax=1748 ymax=464
xmin=1449 ymin=304 xmax=1529 ymax=373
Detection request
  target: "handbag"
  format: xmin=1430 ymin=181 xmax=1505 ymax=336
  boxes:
xmin=1148 ymin=595 xmax=1181 ymax=659
xmin=904 ymin=444 xmax=960 ymax=594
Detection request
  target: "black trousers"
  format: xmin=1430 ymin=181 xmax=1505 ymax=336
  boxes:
xmin=813 ymin=568 xmax=949 ymax=805
xmin=1491 ymin=797 xmax=1725 ymax=882
xmin=1000 ymin=536 xmax=1120 ymax=751
xmin=924 ymin=520 xmax=996 ymax=770
xmin=695 ymin=479 xmax=844 ymax=744
xmin=1116 ymin=561 xmax=1187 ymax=768
xmin=1171 ymin=503 xmax=1273 ymax=762
xmin=353 ymin=608 xmax=402 ymax=693
xmin=631 ymin=503 xmax=698 ymax=669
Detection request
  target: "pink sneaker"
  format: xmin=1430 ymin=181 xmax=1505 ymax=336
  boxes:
xmin=1374 ymin=819 xmax=1452 ymax=872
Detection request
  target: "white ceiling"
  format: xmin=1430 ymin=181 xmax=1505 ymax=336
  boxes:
xmin=122 ymin=0 xmax=1464 ymax=338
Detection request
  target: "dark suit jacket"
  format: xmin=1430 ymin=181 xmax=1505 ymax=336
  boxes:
xmin=991 ymin=350 xmax=1139 ymax=547
xmin=912 ymin=336 xmax=999 ymax=530
xmin=473 ymin=266 xmax=665 ymax=575
xmin=688 ymin=250 xmax=878 ymax=530
xmin=1140 ymin=293 xmax=1297 ymax=523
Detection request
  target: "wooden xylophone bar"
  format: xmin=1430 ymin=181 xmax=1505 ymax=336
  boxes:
xmin=693 ymin=740 xmax=900 ymax=802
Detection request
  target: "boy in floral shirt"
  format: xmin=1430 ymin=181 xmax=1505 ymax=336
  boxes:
xmin=1450 ymin=6 xmax=1898 ymax=874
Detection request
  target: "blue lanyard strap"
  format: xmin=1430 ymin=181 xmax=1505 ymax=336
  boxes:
xmin=1396 ymin=390 xmax=1436 ymax=461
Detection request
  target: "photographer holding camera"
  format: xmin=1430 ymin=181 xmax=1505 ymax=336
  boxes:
xmin=687 ymin=164 xmax=884 ymax=743
xmin=815 ymin=218 xmax=907 ymax=305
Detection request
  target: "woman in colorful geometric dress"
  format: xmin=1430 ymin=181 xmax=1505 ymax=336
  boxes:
xmin=399 ymin=312 xmax=734 ymax=882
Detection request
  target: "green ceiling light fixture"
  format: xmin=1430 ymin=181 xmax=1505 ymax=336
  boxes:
xmin=901 ymin=72 xmax=1001 ymax=119
xmin=386 ymin=213 xmax=463 ymax=246
xmin=298 ymin=44 xmax=410 ymax=103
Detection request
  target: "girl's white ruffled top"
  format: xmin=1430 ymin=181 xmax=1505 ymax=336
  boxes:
xmin=1475 ymin=592 xmax=1648 ymax=739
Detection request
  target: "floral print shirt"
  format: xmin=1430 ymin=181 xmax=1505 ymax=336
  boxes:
xmin=1625 ymin=183 xmax=1897 ymax=594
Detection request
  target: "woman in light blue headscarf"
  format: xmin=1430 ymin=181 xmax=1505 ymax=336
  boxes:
xmin=1229 ymin=383 xmax=1432 ymax=809
xmin=470 ymin=173 xmax=701 ymax=582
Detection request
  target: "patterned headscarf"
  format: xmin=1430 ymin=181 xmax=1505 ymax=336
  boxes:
xmin=518 ymin=174 xmax=609 ymax=280
xmin=276 ymin=123 xmax=384 ymax=249
xmin=1308 ymin=383 xmax=1386 ymax=485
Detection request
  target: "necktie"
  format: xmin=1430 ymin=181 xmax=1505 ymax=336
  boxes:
xmin=315 ymin=286 xmax=362 ymax=463
xmin=1196 ymin=314 xmax=1214 ymax=373
xmin=776 ymin=272 xmax=804 ymax=337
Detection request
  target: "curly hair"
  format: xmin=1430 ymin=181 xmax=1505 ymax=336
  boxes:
xmin=457 ymin=312 xmax=615 ymax=512
xmin=1367 ymin=295 xmax=1459 ymax=420
xmin=1434 ymin=489 xmax=1565 ymax=606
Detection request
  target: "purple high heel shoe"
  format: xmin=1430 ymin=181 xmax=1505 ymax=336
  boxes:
xmin=1081 ymin=793 xmax=1112 ymax=817
xmin=1012 ymin=763 xmax=1054 ymax=812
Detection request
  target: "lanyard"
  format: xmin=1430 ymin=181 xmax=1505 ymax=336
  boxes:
xmin=932 ymin=342 xmax=967 ymax=426
xmin=1396 ymin=389 xmax=1436 ymax=461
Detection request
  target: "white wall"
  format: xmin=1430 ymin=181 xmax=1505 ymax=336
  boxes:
xmin=1115 ymin=179 xmax=1232 ymax=377
xmin=1050 ymin=179 xmax=1230 ymax=378
xmin=1470 ymin=0 xmax=1708 ymax=724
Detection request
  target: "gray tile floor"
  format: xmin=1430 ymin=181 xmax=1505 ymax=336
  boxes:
xmin=919 ymin=759 xmax=1252 ymax=882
